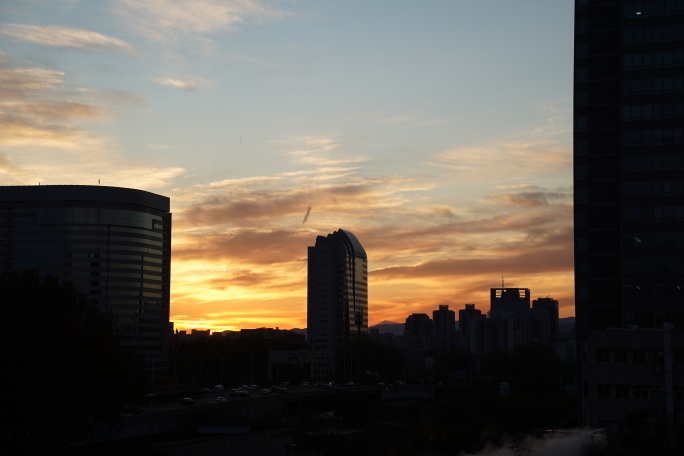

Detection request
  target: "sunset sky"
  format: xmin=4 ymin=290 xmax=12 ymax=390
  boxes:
xmin=0 ymin=0 xmax=575 ymax=332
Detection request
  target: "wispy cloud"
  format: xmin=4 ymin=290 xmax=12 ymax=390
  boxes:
xmin=276 ymin=135 xmax=368 ymax=167
xmin=433 ymin=136 xmax=571 ymax=184
xmin=152 ymin=76 xmax=200 ymax=92
xmin=0 ymin=24 xmax=133 ymax=52
xmin=0 ymin=60 xmax=107 ymax=152
xmin=486 ymin=187 xmax=571 ymax=207
xmin=5 ymin=100 xmax=103 ymax=121
xmin=116 ymin=0 xmax=291 ymax=42
xmin=0 ymin=55 xmax=184 ymax=189
xmin=0 ymin=153 xmax=33 ymax=184
xmin=168 ymin=124 xmax=575 ymax=329
xmin=0 ymin=65 xmax=65 ymax=98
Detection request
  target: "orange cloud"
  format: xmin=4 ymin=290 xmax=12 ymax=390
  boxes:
xmin=169 ymin=165 xmax=575 ymax=331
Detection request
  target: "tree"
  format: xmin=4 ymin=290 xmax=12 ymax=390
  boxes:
xmin=0 ymin=271 xmax=147 ymax=456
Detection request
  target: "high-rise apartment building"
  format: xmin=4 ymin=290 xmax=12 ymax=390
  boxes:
xmin=0 ymin=185 xmax=171 ymax=370
xmin=490 ymin=287 xmax=530 ymax=320
xmin=433 ymin=304 xmax=456 ymax=352
xmin=307 ymin=229 xmax=368 ymax=373
xmin=530 ymin=296 xmax=559 ymax=346
xmin=458 ymin=303 xmax=484 ymax=353
xmin=574 ymin=1 xmax=684 ymax=447
xmin=405 ymin=313 xmax=433 ymax=337
xmin=404 ymin=313 xmax=432 ymax=351
xmin=489 ymin=287 xmax=530 ymax=350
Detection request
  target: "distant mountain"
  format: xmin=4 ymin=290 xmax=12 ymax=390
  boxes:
xmin=370 ymin=321 xmax=404 ymax=336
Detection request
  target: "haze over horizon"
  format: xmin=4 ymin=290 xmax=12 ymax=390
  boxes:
xmin=0 ymin=1 xmax=575 ymax=332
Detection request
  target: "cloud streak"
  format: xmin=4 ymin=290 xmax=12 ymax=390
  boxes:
xmin=0 ymin=24 xmax=133 ymax=52
xmin=116 ymin=0 xmax=291 ymax=42
xmin=0 ymin=1 xmax=575 ymax=332
xmin=153 ymin=76 xmax=200 ymax=92
xmin=302 ymin=205 xmax=312 ymax=224
xmin=169 ymin=134 xmax=574 ymax=330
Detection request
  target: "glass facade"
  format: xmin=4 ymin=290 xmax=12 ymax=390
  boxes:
xmin=574 ymin=1 xmax=684 ymax=442
xmin=0 ymin=186 xmax=171 ymax=369
xmin=307 ymin=229 xmax=368 ymax=361
xmin=574 ymin=0 xmax=684 ymax=333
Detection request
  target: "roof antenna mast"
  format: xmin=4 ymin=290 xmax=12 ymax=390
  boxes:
xmin=502 ymin=274 xmax=505 ymax=288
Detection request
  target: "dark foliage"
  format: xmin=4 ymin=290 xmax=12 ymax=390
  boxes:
xmin=335 ymin=337 xmax=404 ymax=384
xmin=172 ymin=332 xmax=308 ymax=388
xmin=0 ymin=271 xmax=147 ymax=456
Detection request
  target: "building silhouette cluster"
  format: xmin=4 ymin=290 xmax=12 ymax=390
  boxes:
xmin=365 ymin=288 xmax=567 ymax=385
xmin=8 ymin=3 xmax=684 ymax=449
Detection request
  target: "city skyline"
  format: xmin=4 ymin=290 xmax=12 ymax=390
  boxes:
xmin=0 ymin=1 xmax=575 ymax=332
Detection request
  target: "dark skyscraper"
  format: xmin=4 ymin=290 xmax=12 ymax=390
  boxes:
xmin=490 ymin=287 xmax=530 ymax=321
xmin=530 ymin=296 xmax=559 ymax=346
xmin=432 ymin=304 xmax=456 ymax=352
xmin=458 ymin=303 xmax=483 ymax=353
xmin=574 ymin=1 xmax=684 ymax=446
xmin=307 ymin=229 xmax=368 ymax=372
xmin=0 ymin=185 xmax=171 ymax=370
xmin=489 ymin=287 xmax=530 ymax=351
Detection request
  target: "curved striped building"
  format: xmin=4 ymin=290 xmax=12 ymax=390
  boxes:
xmin=307 ymin=229 xmax=368 ymax=377
xmin=0 ymin=185 xmax=171 ymax=370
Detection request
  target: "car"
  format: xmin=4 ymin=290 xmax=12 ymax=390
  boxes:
xmin=181 ymin=397 xmax=195 ymax=405
xmin=260 ymin=388 xmax=272 ymax=395
xmin=215 ymin=396 xmax=229 ymax=402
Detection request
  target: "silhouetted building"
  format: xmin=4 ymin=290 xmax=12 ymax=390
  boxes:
xmin=432 ymin=304 xmax=456 ymax=352
xmin=405 ymin=313 xmax=432 ymax=336
xmin=458 ymin=303 xmax=484 ymax=353
xmin=0 ymin=185 xmax=171 ymax=371
xmin=530 ymin=296 xmax=559 ymax=346
xmin=481 ymin=317 xmax=520 ymax=353
xmin=489 ymin=287 xmax=530 ymax=350
xmin=307 ymin=229 xmax=368 ymax=375
xmin=490 ymin=287 xmax=530 ymax=320
xmin=403 ymin=313 xmax=432 ymax=352
xmin=574 ymin=1 xmax=684 ymax=447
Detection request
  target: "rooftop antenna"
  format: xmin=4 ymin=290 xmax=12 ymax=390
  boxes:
xmin=502 ymin=274 xmax=505 ymax=288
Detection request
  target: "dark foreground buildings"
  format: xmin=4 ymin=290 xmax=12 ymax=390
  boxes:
xmin=0 ymin=185 xmax=171 ymax=371
xmin=574 ymin=1 xmax=684 ymax=449
xmin=307 ymin=229 xmax=368 ymax=377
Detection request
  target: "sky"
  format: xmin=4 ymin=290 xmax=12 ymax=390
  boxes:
xmin=0 ymin=0 xmax=575 ymax=332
